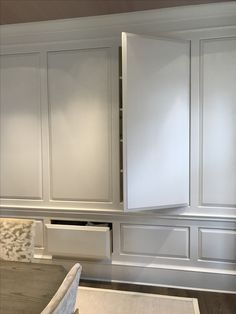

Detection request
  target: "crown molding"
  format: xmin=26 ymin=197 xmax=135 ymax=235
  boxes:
xmin=1 ymin=2 xmax=236 ymax=46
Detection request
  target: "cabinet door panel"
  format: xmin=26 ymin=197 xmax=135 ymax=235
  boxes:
xmin=201 ymin=38 xmax=236 ymax=206
xmin=48 ymin=48 xmax=111 ymax=202
xmin=0 ymin=53 xmax=42 ymax=199
xmin=122 ymin=33 xmax=190 ymax=211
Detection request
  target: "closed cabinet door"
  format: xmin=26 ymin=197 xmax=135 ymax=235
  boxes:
xmin=0 ymin=42 xmax=119 ymax=210
xmin=0 ymin=53 xmax=42 ymax=200
xmin=47 ymin=48 xmax=114 ymax=203
xmin=200 ymin=37 xmax=236 ymax=207
xmin=122 ymin=33 xmax=190 ymax=211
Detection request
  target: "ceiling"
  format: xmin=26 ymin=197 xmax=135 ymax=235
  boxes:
xmin=0 ymin=0 xmax=232 ymax=25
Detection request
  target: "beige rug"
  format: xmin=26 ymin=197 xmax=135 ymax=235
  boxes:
xmin=77 ymin=286 xmax=200 ymax=314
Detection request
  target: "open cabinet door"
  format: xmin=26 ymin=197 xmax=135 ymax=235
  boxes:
xmin=122 ymin=32 xmax=190 ymax=212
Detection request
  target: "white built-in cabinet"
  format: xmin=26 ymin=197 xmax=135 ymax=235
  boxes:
xmin=0 ymin=20 xmax=236 ymax=215
xmin=0 ymin=41 xmax=120 ymax=210
xmin=0 ymin=33 xmax=191 ymax=212
xmin=1 ymin=3 xmax=236 ymax=292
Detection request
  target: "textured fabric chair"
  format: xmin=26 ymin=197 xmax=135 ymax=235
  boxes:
xmin=0 ymin=217 xmax=36 ymax=262
xmin=41 ymin=263 xmax=82 ymax=314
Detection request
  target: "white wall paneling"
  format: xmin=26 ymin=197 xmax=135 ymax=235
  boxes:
xmin=121 ymin=224 xmax=189 ymax=258
xmin=200 ymin=37 xmax=236 ymax=207
xmin=199 ymin=228 xmax=236 ymax=263
xmin=0 ymin=53 xmax=43 ymax=199
xmin=122 ymin=33 xmax=190 ymax=211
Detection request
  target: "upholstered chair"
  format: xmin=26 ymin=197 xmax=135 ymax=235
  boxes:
xmin=41 ymin=263 xmax=82 ymax=314
xmin=0 ymin=217 xmax=36 ymax=262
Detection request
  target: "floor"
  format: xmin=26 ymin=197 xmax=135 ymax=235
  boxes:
xmin=80 ymin=280 xmax=236 ymax=314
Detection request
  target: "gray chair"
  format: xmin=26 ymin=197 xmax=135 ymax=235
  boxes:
xmin=0 ymin=217 xmax=36 ymax=262
xmin=41 ymin=263 xmax=82 ymax=314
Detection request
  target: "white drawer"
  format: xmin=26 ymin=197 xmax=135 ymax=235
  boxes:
xmin=199 ymin=228 xmax=236 ymax=263
xmin=45 ymin=224 xmax=111 ymax=260
xmin=121 ymin=224 xmax=189 ymax=258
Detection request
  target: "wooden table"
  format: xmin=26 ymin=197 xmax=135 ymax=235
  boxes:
xmin=0 ymin=260 xmax=67 ymax=314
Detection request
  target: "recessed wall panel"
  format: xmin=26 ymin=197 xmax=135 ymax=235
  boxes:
xmin=0 ymin=53 xmax=42 ymax=199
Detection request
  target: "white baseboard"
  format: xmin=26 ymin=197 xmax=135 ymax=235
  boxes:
xmin=36 ymin=256 xmax=236 ymax=293
xmin=80 ymin=261 xmax=236 ymax=293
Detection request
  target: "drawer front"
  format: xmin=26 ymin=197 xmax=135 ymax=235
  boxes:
xmin=121 ymin=224 xmax=189 ymax=258
xmin=45 ymin=224 xmax=111 ymax=260
xmin=199 ymin=228 xmax=236 ymax=263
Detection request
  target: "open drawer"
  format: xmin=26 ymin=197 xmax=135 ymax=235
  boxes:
xmin=45 ymin=223 xmax=111 ymax=260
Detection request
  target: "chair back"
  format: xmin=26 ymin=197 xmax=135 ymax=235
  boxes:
xmin=41 ymin=263 xmax=82 ymax=314
xmin=0 ymin=217 xmax=35 ymax=262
